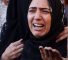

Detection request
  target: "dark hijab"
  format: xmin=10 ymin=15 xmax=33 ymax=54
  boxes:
xmin=0 ymin=0 xmax=67 ymax=59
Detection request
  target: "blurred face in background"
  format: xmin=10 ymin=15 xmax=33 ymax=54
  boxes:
xmin=27 ymin=0 xmax=52 ymax=38
xmin=2 ymin=0 xmax=9 ymax=5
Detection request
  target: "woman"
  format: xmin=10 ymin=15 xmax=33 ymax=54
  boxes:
xmin=0 ymin=0 xmax=67 ymax=60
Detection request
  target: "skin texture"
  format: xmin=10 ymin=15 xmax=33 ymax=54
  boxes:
xmin=27 ymin=0 xmax=52 ymax=38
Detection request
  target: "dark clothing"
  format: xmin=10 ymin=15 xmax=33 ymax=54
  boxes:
xmin=19 ymin=38 xmax=67 ymax=60
xmin=0 ymin=31 xmax=67 ymax=60
xmin=0 ymin=29 xmax=67 ymax=60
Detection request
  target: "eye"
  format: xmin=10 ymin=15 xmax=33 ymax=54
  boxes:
xmin=42 ymin=10 xmax=51 ymax=14
xmin=41 ymin=8 xmax=52 ymax=14
xmin=28 ymin=9 xmax=36 ymax=13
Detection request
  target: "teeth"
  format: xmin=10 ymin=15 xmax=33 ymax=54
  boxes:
xmin=33 ymin=24 xmax=44 ymax=27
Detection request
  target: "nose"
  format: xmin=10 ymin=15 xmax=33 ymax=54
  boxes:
xmin=34 ymin=10 xmax=42 ymax=20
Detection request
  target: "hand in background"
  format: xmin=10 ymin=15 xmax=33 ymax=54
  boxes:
xmin=56 ymin=26 xmax=68 ymax=42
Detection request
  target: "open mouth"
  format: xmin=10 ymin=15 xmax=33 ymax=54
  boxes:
xmin=33 ymin=23 xmax=45 ymax=31
xmin=33 ymin=23 xmax=44 ymax=27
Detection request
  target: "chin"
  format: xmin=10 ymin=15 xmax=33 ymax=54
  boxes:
xmin=32 ymin=32 xmax=46 ymax=38
xmin=31 ymin=29 xmax=48 ymax=38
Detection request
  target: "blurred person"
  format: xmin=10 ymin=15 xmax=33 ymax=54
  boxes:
xmin=0 ymin=0 xmax=8 ymax=39
xmin=2 ymin=0 xmax=9 ymax=5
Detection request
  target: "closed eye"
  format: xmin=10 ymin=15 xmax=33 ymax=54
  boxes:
xmin=40 ymin=8 xmax=52 ymax=14
xmin=28 ymin=9 xmax=36 ymax=13
xmin=42 ymin=10 xmax=51 ymax=14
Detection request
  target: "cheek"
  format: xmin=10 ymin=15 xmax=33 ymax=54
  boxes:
xmin=44 ymin=14 xmax=51 ymax=22
xmin=46 ymin=17 xmax=51 ymax=26
xmin=27 ymin=14 xmax=33 ymax=28
xmin=44 ymin=15 xmax=51 ymax=31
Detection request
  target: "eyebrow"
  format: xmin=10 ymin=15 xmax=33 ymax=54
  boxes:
xmin=29 ymin=7 xmax=51 ymax=10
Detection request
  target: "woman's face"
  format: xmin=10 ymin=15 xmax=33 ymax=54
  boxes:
xmin=27 ymin=0 xmax=52 ymax=38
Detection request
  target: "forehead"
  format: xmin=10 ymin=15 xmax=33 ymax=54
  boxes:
xmin=29 ymin=0 xmax=49 ymax=8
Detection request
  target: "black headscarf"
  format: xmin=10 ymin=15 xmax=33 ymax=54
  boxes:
xmin=0 ymin=0 xmax=67 ymax=59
